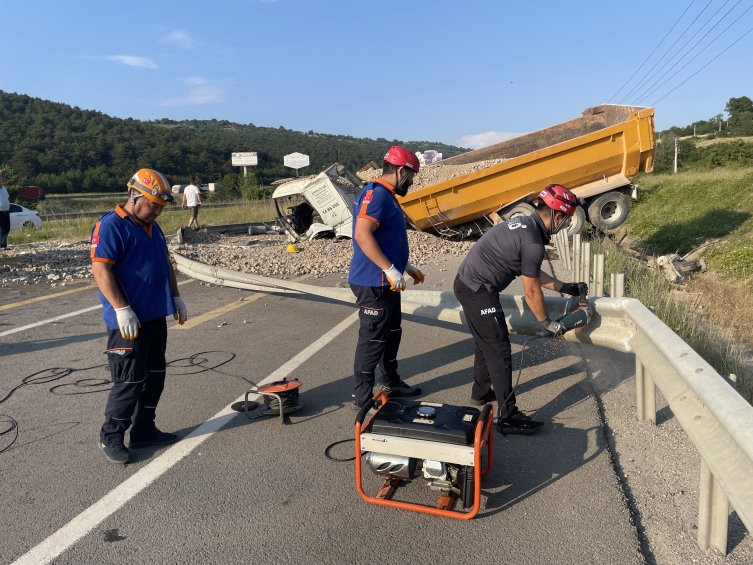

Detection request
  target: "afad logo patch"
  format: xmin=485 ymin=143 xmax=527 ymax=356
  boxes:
xmin=480 ymin=307 xmax=496 ymax=315
xmin=362 ymin=308 xmax=380 ymax=316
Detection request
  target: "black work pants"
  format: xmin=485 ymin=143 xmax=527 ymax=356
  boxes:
xmin=350 ymin=284 xmax=402 ymax=406
xmin=0 ymin=211 xmax=9 ymax=248
xmin=100 ymin=318 xmax=168 ymax=448
xmin=453 ymin=275 xmax=516 ymax=418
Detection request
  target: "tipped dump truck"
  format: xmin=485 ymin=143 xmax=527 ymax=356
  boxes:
xmin=400 ymin=104 xmax=655 ymax=238
xmin=273 ymin=104 xmax=655 ymax=242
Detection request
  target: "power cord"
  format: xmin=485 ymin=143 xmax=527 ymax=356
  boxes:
xmin=0 ymin=351 xmax=247 ymax=455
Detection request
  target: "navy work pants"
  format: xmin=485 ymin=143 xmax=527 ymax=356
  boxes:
xmin=100 ymin=318 xmax=168 ymax=448
xmin=453 ymin=275 xmax=516 ymax=418
xmin=350 ymin=284 xmax=402 ymax=407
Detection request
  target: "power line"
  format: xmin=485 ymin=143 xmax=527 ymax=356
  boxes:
xmin=619 ymin=0 xmax=715 ymax=104
xmin=651 ymin=22 xmax=753 ymax=105
xmin=632 ymin=0 xmax=744 ymax=104
xmin=643 ymin=4 xmax=753 ymax=104
xmin=607 ymin=0 xmax=697 ymax=103
xmin=630 ymin=0 xmax=738 ymax=105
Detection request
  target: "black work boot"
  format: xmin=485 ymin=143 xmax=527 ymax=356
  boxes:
xmin=496 ymin=408 xmax=544 ymax=435
xmin=470 ymin=389 xmax=496 ymax=406
xmin=99 ymin=442 xmax=130 ymax=464
xmin=377 ymin=379 xmax=421 ymax=398
xmin=129 ymin=430 xmax=178 ymax=449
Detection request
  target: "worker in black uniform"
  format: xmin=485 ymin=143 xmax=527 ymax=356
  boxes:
xmin=348 ymin=146 xmax=426 ymax=409
xmin=454 ymin=184 xmax=584 ymax=434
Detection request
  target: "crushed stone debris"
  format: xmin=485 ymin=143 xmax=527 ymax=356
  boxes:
xmin=357 ymin=159 xmax=509 ymax=193
xmin=174 ymin=228 xmax=474 ymax=279
xmin=1 ymin=240 xmax=93 ymax=285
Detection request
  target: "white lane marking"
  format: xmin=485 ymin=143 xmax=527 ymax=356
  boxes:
xmin=10 ymin=309 xmax=358 ymax=565
xmin=0 ymin=280 xmax=194 ymax=338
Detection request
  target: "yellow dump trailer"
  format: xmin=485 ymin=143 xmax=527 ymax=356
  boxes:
xmin=399 ymin=104 xmax=655 ymax=237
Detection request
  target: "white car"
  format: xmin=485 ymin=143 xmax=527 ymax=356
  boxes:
xmin=9 ymin=204 xmax=42 ymax=233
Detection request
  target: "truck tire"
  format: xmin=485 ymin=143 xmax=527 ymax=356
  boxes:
xmin=503 ymin=202 xmax=536 ymax=220
xmin=565 ymin=206 xmax=586 ymax=236
xmin=587 ymin=192 xmax=630 ymax=231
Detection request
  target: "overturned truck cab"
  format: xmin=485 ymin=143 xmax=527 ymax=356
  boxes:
xmin=272 ymin=163 xmax=362 ymax=243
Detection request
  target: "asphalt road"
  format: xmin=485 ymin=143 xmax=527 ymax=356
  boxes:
xmin=0 ymin=253 xmax=655 ymax=565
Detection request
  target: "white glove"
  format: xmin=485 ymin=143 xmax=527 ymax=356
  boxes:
xmin=383 ymin=264 xmax=406 ymax=292
xmin=173 ymin=296 xmax=188 ymax=325
xmin=405 ymin=262 xmax=424 ymax=285
xmin=115 ymin=306 xmax=140 ymax=340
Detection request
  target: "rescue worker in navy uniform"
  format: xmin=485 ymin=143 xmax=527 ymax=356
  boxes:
xmin=348 ymin=146 xmax=426 ymax=409
xmin=91 ymin=169 xmax=189 ymax=464
xmin=454 ymin=184 xmax=584 ymax=434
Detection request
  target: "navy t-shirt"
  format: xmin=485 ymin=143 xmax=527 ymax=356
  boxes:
xmin=91 ymin=205 xmax=176 ymax=330
xmin=348 ymin=180 xmax=409 ymax=287
xmin=457 ymin=214 xmax=550 ymax=293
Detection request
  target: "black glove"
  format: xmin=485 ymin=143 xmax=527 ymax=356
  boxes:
xmin=537 ymin=316 xmax=564 ymax=338
xmin=560 ymin=282 xmax=586 ymax=296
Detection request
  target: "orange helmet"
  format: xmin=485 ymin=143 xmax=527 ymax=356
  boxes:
xmin=127 ymin=168 xmax=174 ymax=205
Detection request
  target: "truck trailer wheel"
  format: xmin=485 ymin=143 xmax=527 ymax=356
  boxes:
xmin=587 ymin=192 xmax=630 ymax=231
xmin=503 ymin=202 xmax=536 ymax=220
xmin=565 ymin=206 xmax=586 ymax=236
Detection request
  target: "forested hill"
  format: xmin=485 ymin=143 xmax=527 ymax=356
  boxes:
xmin=0 ymin=91 xmax=469 ymax=193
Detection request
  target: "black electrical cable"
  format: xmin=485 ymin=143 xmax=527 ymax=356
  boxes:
xmin=619 ymin=0 xmax=716 ymax=104
xmin=324 ymin=438 xmax=362 ymax=462
xmin=633 ymin=0 xmax=747 ymax=105
xmin=0 ymin=351 xmax=247 ymax=456
xmin=608 ymin=0 xmax=698 ymax=103
xmin=629 ymin=0 xmax=738 ymax=105
xmin=0 ymin=415 xmax=19 ymax=454
xmin=651 ymin=21 xmax=753 ymax=105
xmin=496 ymin=336 xmax=541 ymax=431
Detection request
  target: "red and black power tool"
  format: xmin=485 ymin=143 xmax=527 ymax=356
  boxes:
xmin=537 ymin=282 xmax=593 ymax=338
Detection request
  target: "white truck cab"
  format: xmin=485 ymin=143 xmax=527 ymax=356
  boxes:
xmin=273 ymin=163 xmax=363 ymax=243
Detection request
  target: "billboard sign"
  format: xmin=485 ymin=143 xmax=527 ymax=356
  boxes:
xmin=232 ymin=152 xmax=258 ymax=166
xmin=284 ymin=152 xmax=310 ymax=170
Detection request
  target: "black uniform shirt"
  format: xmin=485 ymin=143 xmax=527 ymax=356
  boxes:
xmin=457 ymin=213 xmax=550 ymax=293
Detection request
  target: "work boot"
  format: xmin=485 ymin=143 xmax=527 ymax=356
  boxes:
xmin=470 ymin=389 xmax=496 ymax=406
xmin=377 ymin=380 xmax=421 ymax=398
xmin=99 ymin=442 xmax=130 ymax=464
xmin=129 ymin=430 xmax=178 ymax=449
xmin=496 ymin=409 xmax=544 ymax=435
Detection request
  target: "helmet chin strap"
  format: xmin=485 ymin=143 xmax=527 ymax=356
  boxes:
xmin=394 ymin=168 xmax=411 ymax=197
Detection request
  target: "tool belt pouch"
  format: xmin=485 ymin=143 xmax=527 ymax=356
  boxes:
xmin=105 ymin=348 xmax=136 ymax=383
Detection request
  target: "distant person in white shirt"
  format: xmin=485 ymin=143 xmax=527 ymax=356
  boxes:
xmin=0 ymin=170 xmax=11 ymax=249
xmin=181 ymin=178 xmax=202 ymax=229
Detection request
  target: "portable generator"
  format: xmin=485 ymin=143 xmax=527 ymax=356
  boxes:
xmin=355 ymin=391 xmax=493 ymax=519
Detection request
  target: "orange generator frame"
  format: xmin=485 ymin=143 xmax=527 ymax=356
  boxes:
xmin=355 ymin=391 xmax=494 ymax=519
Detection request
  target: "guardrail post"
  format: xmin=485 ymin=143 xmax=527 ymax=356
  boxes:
xmin=573 ymin=234 xmax=582 ymax=282
xmin=698 ymin=458 xmax=729 ymax=555
xmin=614 ymin=273 xmax=625 ymax=298
xmin=564 ymin=234 xmax=572 ymax=271
xmin=581 ymin=241 xmax=591 ymax=287
xmin=593 ymin=254 xmax=604 ymax=297
xmin=635 ymin=357 xmax=656 ymax=423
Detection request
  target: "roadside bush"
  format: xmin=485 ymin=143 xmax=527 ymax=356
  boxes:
xmin=707 ymin=140 xmax=753 ymax=168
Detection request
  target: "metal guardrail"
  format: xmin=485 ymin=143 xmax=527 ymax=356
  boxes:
xmin=172 ymin=251 xmax=753 ymax=556
xmin=39 ymin=199 xmax=273 ymax=221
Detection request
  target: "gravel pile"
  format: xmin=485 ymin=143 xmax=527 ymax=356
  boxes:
xmin=174 ymin=229 xmax=474 ymax=279
xmin=357 ymin=159 xmax=509 ymax=193
xmin=1 ymin=240 xmax=93 ymax=285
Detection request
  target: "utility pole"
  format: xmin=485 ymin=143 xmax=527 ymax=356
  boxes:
xmin=694 ymin=125 xmax=696 ymax=137
xmin=719 ymin=120 xmax=722 ymax=132
xmin=674 ymin=137 xmax=681 ymax=174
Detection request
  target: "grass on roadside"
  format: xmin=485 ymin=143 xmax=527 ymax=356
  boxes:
xmin=628 ymin=168 xmax=753 ymax=279
xmin=8 ymin=201 xmax=276 ymax=244
xmin=592 ymin=236 xmax=753 ymax=406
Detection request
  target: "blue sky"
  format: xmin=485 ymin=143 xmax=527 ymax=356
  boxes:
xmin=2 ymin=0 xmax=753 ymax=148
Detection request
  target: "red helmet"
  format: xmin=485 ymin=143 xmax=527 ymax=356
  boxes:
xmin=384 ymin=146 xmax=421 ymax=173
xmin=538 ymin=184 xmax=577 ymax=216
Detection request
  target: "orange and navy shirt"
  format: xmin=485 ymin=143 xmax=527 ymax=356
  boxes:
xmin=348 ymin=180 xmax=409 ymax=287
xmin=91 ymin=204 xmax=175 ymax=330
